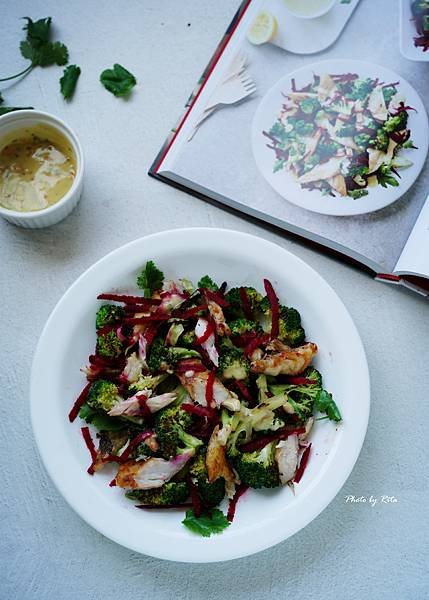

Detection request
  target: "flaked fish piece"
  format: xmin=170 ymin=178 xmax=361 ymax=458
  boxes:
xmin=368 ymin=85 xmax=388 ymax=121
xmin=298 ymin=157 xmax=343 ymax=184
xmin=251 ymin=342 xmax=317 ymax=377
xmin=206 ymin=425 xmax=236 ymax=498
xmin=275 ymin=435 xmax=299 ymax=484
xmin=178 ymin=370 xmax=240 ymax=411
xmin=108 ymin=392 xmax=177 ymax=417
xmin=208 ymin=300 xmax=231 ymax=337
xmin=367 ymin=138 xmax=397 ymax=174
xmin=116 ymin=453 xmax=192 ymax=489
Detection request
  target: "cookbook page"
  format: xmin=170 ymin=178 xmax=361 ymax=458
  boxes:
xmin=394 ymin=194 xmax=429 ymax=278
xmin=155 ymin=0 xmax=429 ymax=274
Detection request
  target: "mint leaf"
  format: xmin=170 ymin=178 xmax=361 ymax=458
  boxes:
xmin=100 ymin=63 xmax=137 ymax=97
xmin=197 ymin=275 xmax=219 ymax=291
xmin=182 ymin=509 xmax=230 ymax=537
xmin=137 ymin=261 xmax=164 ymax=298
xmin=314 ymin=390 xmax=342 ymax=422
xmin=60 ymin=64 xmax=81 ymax=100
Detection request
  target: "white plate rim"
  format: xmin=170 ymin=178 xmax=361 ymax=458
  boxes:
xmin=30 ymin=227 xmax=370 ymax=563
xmin=251 ymin=59 xmax=429 ymax=216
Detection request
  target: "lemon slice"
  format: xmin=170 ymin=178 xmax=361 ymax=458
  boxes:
xmin=247 ymin=11 xmax=278 ymax=45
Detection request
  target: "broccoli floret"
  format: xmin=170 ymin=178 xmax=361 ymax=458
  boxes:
xmin=228 ymin=318 xmax=260 ymax=337
xmin=125 ymin=482 xmax=189 ymax=506
xmin=190 ymin=450 xmax=225 ymax=508
xmin=219 ymin=346 xmax=250 ymax=381
xmin=86 ymin=380 xmax=119 ymax=413
xmin=348 ymin=78 xmax=374 ymax=101
xmin=354 ymin=133 xmax=371 ymax=149
xmin=382 ymin=85 xmax=397 ymax=105
xmin=95 ymin=304 xmax=124 ymax=330
xmin=371 ymin=128 xmax=389 ymax=152
xmin=230 ymin=442 xmax=280 ymax=489
xmin=299 ymin=97 xmax=320 ymax=115
xmin=96 ymin=329 xmax=123 ymax=359
xmin=197 ymin=275 xmax=219 ymax=291
xmin=154 ymin=392 xmax=197 ymax=458
xmin=225 ymin=287 xmax=263 ymax=319
xmin=128 ymin=373 xmax=169 ymax=395
xmin=383 ymin=112 xmax=408 ymax=133
xmin=147 ymin=337 xmax=200 ymax=372
xmin=348 ymin=189 xmax=369 ymax=199
xmin=294 ymin=119 xmax=314 ymax=136
xmin=181 ymin=329 xmax=197 ymax=348
xmin=258 ymin=301 xmax=305 ymax=347
xmin=269 ymin=366 xmax=323 ymax=422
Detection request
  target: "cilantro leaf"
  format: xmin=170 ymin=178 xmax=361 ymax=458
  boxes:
xmin=314 ymin=390 xmax=342 ymax=422
xmin=78 ymin=403 xmax=126 ymax=431
xmin=60 ymin=64 xmax=81 ymax=100
xmin=22 ymin=17 xmax=52 ymax=46
xmin=100 ymin=63 xmax=137 ymax=97
xmin=197 ymin=275 xmax=219 ymax=291
xmin=182 ymin=509 xmax=230 ymax=537
xmin=137 ymin=261 xmax=165 ymax=298
xmin=0 ymin=106 xmax=33 ymax=116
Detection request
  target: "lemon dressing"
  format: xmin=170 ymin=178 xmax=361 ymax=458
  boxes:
xmin=0 ymin=123 xmax=76 ymax=212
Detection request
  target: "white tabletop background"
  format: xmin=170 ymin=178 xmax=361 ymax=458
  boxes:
xmin=1 ymin=1 xmax=428 ymax=599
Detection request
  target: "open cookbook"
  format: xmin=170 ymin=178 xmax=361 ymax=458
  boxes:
xmin=150 ymin=0 xmax=429 ymax=296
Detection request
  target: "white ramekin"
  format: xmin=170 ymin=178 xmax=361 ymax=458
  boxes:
xmin=0 ymin=110 xmax=84 ymax=228
xmin=283 ymin=0 xmax=336 ymax=19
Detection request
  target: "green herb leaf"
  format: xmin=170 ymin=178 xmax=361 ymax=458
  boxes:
xmin=100 ymin=63 xmax=137 ymax=97
xmin=0 ymin=106 xmax=33 ymax=116
xmin=60 ymin=64 xmax=81 ymax=100
xmin=182 ymin=509 xmax=230 ymax=537
xmin=137 ymin=260 xmax=165 ymax=297
xmin=22 ymin=17 xmax=52 ymax=46
xmin=78 ymin=403 xmax=127 ymax=431
xmin=314 ymin=390 xmax=342 ymax=422
xmin=197 ymin=275 xmax=219 ymax=291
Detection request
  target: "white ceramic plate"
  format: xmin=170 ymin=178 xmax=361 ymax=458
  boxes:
xmin=252 ymin=59 xmax=428 ymax=216
xmin=400 ymin=0 xmax=429 ymax=62
xmin=31 ymin=228 xmax=370 ymax=563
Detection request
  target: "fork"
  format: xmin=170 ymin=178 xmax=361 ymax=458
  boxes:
xmin=188 ymin=71 xmax=256 ymax=141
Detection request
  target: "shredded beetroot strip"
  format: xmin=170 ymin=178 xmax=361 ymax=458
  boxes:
xmin=81 ymin=427 xmax=98 ymax=474
xmin=202 ymin=288 xmax=229 ymax=308
xmin=137 ymin=394 xmax=153 ymax=420
xmin=176 ymin=303 xmax=208 ymax=319
xmin=124 ymin=315 xmax=171 ymax=325
xmin=234 ymin=380 xmax=252 ymax=402
xmin=119 ymin=430 xmax=154 ymax=462
xmin=227 ymin=484 xmax=249 ymax=522
xmin=109 ymin=479 xmax=116 ymax=487
xmin=263 ymin=279 xmax=280 ymax=339
xmin=69 ymin=383 xmax=92 ymax=423
xmin=244 ymin=334 xmax=270 ymax=357
xmin=175 ymin=359 xmax=207 ymax=373
xmin=239 ymin=426 xmax=306 ymax=453
xmin=97 ymin=294 xmax=161 ymax=305
xmin=205 ymin=369 xmax=216 ymax=407
xmin=136 ymin=503 xmax=193 ymax=510
xmin=294 ymin=443 xmax=312 ymax=484
xmin=182 ymin=403 xmax=217 ymax=420
xmin=286 ymin=377 xmax=317 ymax=385
xmin=239 ymin=287 xmax=253 ymax=320
xmin=196 ymin=320 xmax=215 ymax=344
xmin=187 ymin=476 xmax=203 ymax=517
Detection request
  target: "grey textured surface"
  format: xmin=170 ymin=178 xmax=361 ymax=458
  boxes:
xmin=1 ymin=1 xmax=428 ymax=599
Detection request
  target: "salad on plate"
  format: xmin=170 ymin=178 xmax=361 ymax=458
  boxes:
xmin=263 ymin=72 xmax=417 ymax=200
xmin=411 ymin=0 xmax=429 ymax=51
xmin=69 ymin=261 xmax=341 ymax=537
